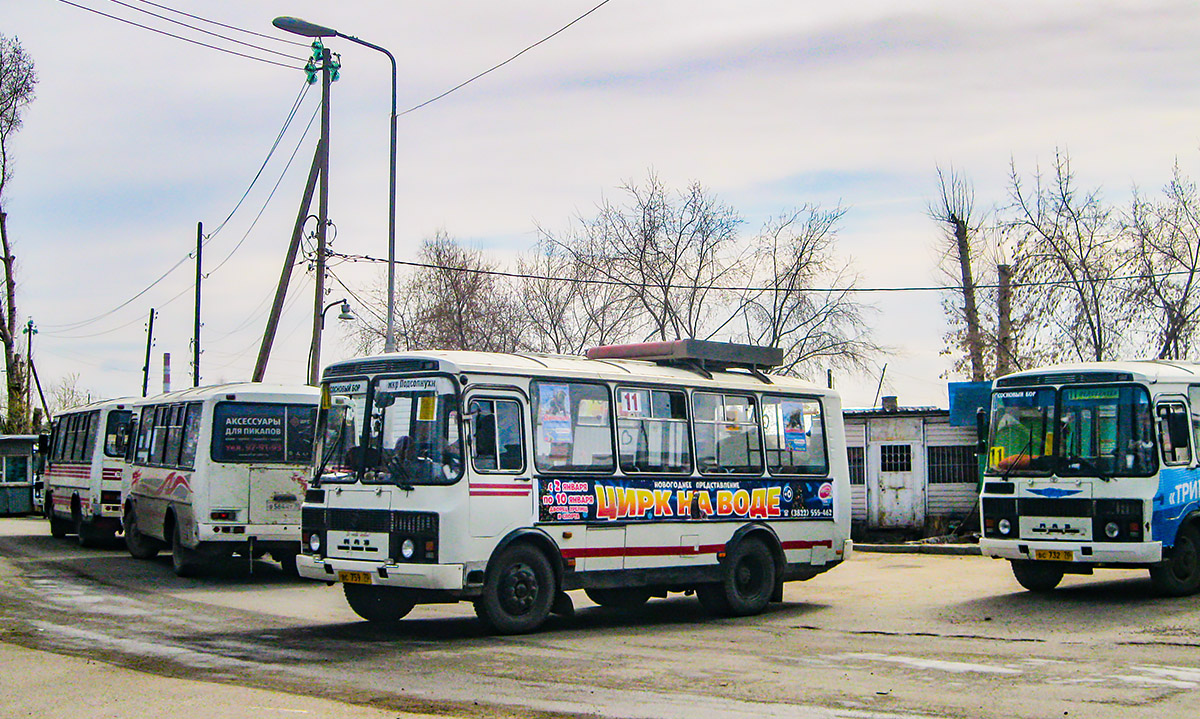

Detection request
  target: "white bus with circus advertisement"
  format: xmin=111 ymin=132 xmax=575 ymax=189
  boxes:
xmin=43 ymin=397 xmax=136 ymax=545
xmin=121 ymin=383 xmax=319 ymax=576
xmin=297 ymin=340 xmax=851 ymax=634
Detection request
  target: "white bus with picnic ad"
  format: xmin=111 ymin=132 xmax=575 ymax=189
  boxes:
xmin=43 ymin=397 xmax=135 ymax=545
xmin=297 ymin=340 xmax=852 ymax=634
xmin=121 ymin=382 xmax=319 ymax=576
xmin=980 ymin=360 xmax=1200 ymax=595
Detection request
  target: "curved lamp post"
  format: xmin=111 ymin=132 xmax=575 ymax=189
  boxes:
xmin=273 ymin=16 xmax=398 ymax=354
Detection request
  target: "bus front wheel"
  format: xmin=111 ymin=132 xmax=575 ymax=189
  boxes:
xmin=343 ymin=584 xmax=415 ymax=623
xmin=1010 ymin=560 xmax=1064 ymax=592
xmin=475 ymin=543 xmax=555 ymax=634
xmin=1150 ymin=524 xmax=1200 ymax=597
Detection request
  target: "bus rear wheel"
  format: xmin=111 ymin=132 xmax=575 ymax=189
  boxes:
xmin=1010 ymin=560 xmax=1064 ymax=592
xmin=584 ymin=587 xmax=652 ymax=609
xmin=697 ymin=537 xmax=776 ymax=617
xmin=343 ymin=584 xmax=415 ymax=623
xmin=1150 ymin=524 xmax=1200 ymax=597
xmin=475 ymin=543 xmax=555 ymax=634
xmin=45 ymin=494 xmax=69 ymax=538
xmin=171 ymin=522 xmax=203 ymax=578
xmin=124 ymin=507 xmax=160 ymax=560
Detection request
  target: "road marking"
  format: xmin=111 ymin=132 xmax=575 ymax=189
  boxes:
xmin=840 ymin=653 xmax=1023 ymax=675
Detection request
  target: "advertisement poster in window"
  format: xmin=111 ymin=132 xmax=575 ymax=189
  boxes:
xmin=782 ymin=401 xmax=809 ymax=451
xmin=538 ymin=384 xmax=573 ymax=444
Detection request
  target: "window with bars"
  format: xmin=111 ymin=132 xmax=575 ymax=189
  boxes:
xmin=880 ymin=444 xmax=912 ymax=473
xmin=847 ymin=446 xmax=865 ymax=485
xmin=926 ymin=445 xmax=978 ymax=484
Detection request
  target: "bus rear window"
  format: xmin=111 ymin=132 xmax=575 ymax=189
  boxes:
xmin=211 ymin=402 xmax=316 ymax=464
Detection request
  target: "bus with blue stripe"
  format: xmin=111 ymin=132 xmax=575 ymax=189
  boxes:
xmin=980 ymin=361 xmax=1200 ymax=595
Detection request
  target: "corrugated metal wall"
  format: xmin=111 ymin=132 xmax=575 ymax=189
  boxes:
xmin=844 ymin=413 xmax=978 ymax=530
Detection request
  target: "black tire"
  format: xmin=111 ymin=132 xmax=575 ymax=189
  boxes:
xmin=123 ymin=506 xmax=160 ymax=560
xmin=1150 ymin=524 xmax=1200 ymax=597
xmin=699 ymin=537 xmax=777 ymax=617
xmin=275 ymin=550 xmax=299 ymax=577
xmin=474 ymin=543 xmax=556 ymax=634
xmin=584 ymin=587 xmax=652 ymax=609
xmin=45 ymin=494 xmax=69 ymax=538
xmin=171 ymin=522 xmax=202 ymax=578
xmin=74 ymin=512 xmax=103 ymax=548
xmin=343 ymin=583 xmax=415 ymax=623
xmin=1010 ymin=559 xmax=1064 ymax=592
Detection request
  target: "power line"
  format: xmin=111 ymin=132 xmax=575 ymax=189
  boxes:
xmin=45 ymin=81 xmax=314 ymax=331
xmin=398 ymin=0 xmax=613 ymax=117
xmin=326 ymin=250 xmax=1200 ymax=295
xmin=102 ymin=0 xmax=301 ymax=62
xmin=128 ymin=0 xmax=309 ymax=47
xmin=206 ymin=81 xmax=312 ymax=239
xmin=55 ymin=0 xmax=303 ymax=70
xmin=205 ymin=101 xmax=322 ymax=276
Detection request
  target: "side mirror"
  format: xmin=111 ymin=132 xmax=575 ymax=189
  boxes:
xmin=975 ymin=408 xmax=989 ymax=455
xmin=37 ymin=433 xmax=50 ymax=457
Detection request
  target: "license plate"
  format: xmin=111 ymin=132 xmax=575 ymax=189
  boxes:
xmin=266 ymin=501 xmax=297 ymax=511
xmin=338 ymin=570 xmax=373 ymax=585
xmin=1034 ymin=549 xmax=1073 ymax=561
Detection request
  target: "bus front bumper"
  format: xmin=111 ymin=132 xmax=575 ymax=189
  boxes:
xmin=296 ymin=554 xmax=466 ymax=591
xmin=979 ymin=538 xmax=1162 ymax=565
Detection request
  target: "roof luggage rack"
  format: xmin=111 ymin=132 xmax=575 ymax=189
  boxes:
xmin=586 ymin=339 xmax=783 ymax=382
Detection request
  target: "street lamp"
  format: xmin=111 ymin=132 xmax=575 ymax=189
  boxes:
xmin=321 ymin=299 xmax=356 ymax=329
xmin=309 ymin=299 xmax=356 ymax=379
xmin=273 ymin=16 xmax=399 ymax=354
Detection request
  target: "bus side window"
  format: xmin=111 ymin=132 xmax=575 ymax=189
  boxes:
xmin=471 ymin=399 xmax=523 ymax=473
xmin=1158 ymin=403 xmax=1192 ymax=466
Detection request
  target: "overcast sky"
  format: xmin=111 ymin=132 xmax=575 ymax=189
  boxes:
xmin=6 ymin=0 xmax=1200 ymax=409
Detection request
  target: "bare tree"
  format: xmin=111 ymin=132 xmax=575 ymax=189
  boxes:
xmin=545 ymin=172 xmax=744 ymax=342
xmin=0 ymin=35 xmax=36 ymax=432
xmin=48 ymin=373 xmax=93 ymax=417
xmin=736 ymin=206 xmax=880 ymax=376
xmin=1005 ymin=150 xmax=1124 ymax=363
xmin=931 ymin=166 xmax=990 ymax=381
xmin=352 ymin=232 xmax=523 ymax=354
xmin=1123 ymin=162 xmax=1200 ymax=359
xmin=516 ymin=238 xmax=640 ymax=354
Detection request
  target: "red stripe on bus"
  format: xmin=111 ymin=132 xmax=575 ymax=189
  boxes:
xmin=561 ymin=538 xmax=833 ymax=560
xmin=470 ymin=490 xmax=531 ymax=497
xmin=561 ymin=544 xmax=725 ymax=559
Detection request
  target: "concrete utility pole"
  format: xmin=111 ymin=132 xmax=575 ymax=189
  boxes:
xmin=193 ymin=221 xmax=202 ymax=387
xmin=142 ymin=308 xmax=155 ymax=397
xmin=307 ymin=45 xmax=332 ymax=387
xmin=997 ymin=264 xmax=1013 ymax=376
xmin=23 ymin=319 xmax=35 ymax=431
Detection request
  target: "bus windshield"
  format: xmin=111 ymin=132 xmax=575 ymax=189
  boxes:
xmin=371 ymin=376 xmax=462 ymax=486
xmin=987 ymin=384 xmax=1155 ymax=477
xmin=318 ymin=376 xmax=462 ymax=486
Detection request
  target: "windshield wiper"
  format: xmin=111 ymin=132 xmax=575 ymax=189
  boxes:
xmin=312 ymin=418 xmax=350 ymax=489
xmin=1057 ymin=454 xmax=1111 ymax=482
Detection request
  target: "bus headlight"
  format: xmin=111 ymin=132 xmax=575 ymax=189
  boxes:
xmin=401 ymin=538 xmax=416 ymax=560
xmin=998 ymin=518 xmax=1012 ymax=536
xmin=308 ymin=533 xmax=322 ymax=553
xmin=1105 ymin=521 xmax=1120 ymax=539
